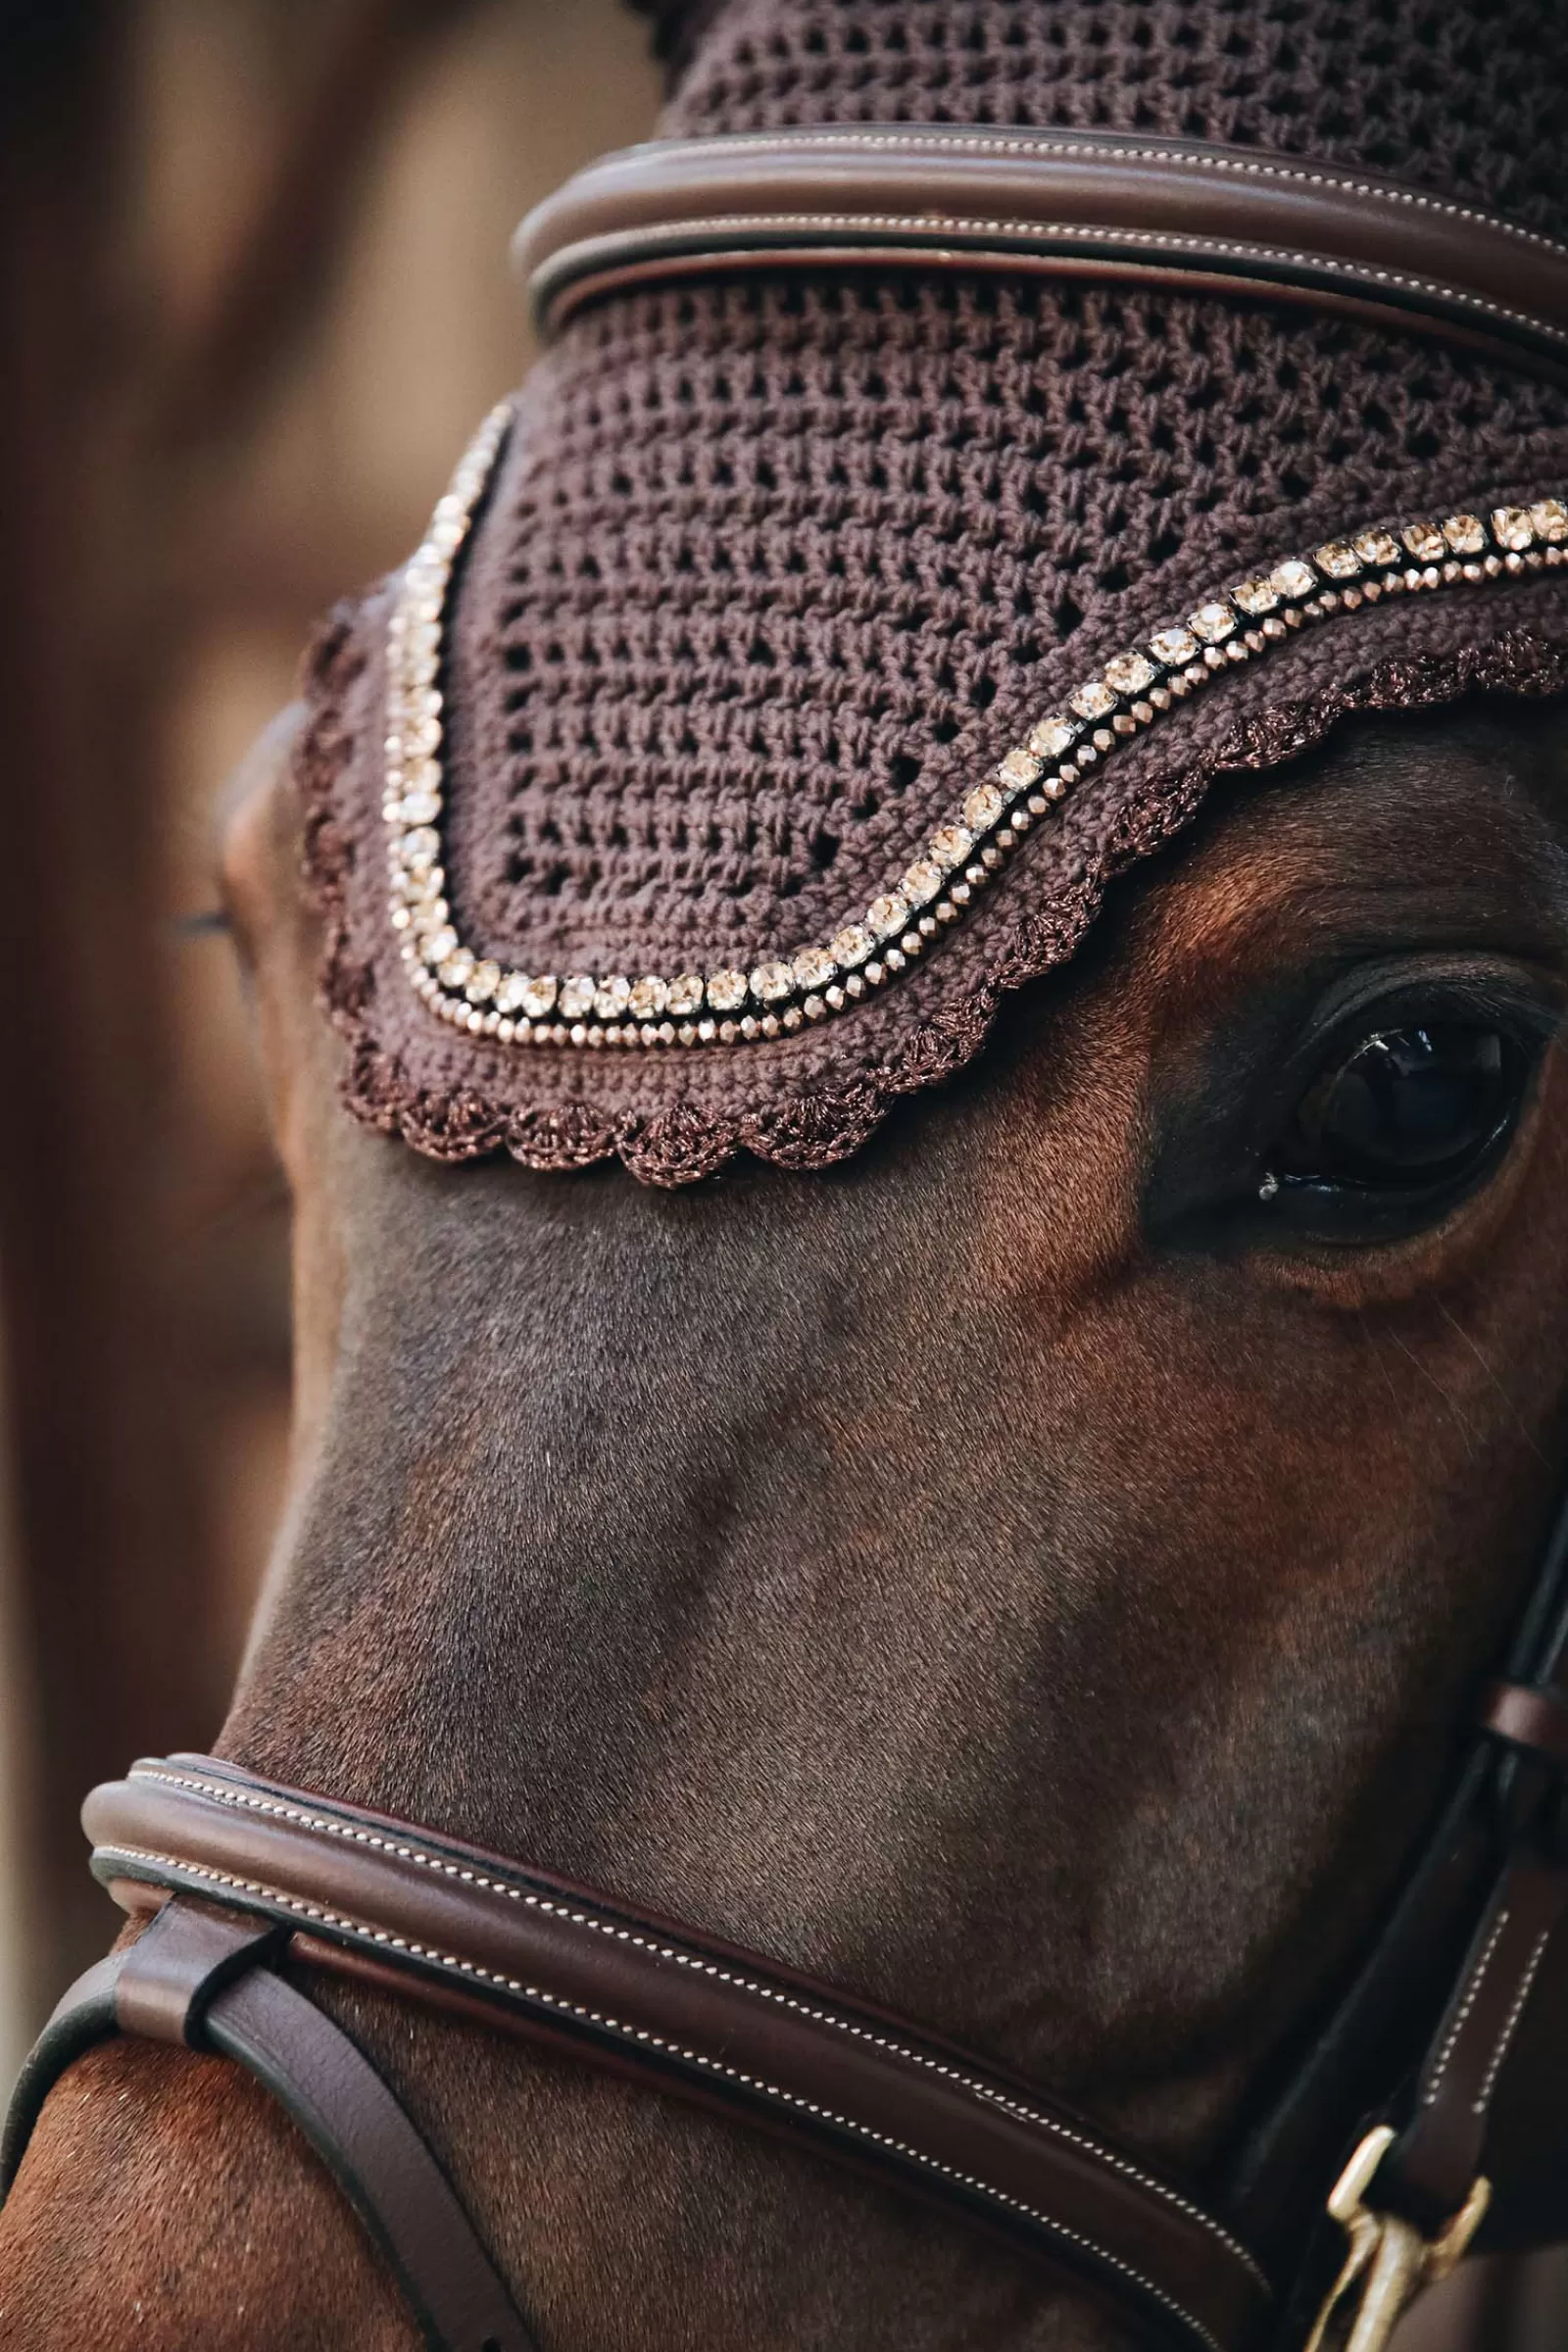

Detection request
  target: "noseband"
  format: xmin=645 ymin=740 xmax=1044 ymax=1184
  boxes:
xmin=6 ymin=1476 xmax=1568 ymax=2352
xmin=9 ymin=127 xmax=1568 ymax=2352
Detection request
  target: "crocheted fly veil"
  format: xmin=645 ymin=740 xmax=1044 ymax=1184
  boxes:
xmin=300 ymin=0 xmax=1568 ymax=1185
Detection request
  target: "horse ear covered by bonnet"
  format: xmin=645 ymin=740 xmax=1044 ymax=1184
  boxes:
xmin=299 ymin=0 xmax=1568 ymax=1185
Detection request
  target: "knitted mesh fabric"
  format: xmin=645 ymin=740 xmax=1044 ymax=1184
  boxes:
xmin=649 ymin=0 xmax=1568 ymax=229
xmin=300 ymin=0 xmax=1568 ymax=1186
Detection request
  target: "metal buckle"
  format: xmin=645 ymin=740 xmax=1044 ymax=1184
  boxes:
xmin=1302 ymin=2127 xmax=1491 ymax=2352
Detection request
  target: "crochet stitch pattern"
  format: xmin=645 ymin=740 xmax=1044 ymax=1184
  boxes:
xmin=300 ymin=0 xmax=1568 ymax=1184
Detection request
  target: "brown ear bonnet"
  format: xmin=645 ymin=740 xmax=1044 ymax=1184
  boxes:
xmin=299 ymin=0 xmax=1568 ymax=1187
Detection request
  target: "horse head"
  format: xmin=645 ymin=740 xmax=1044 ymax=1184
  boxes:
xmin=5 ymin=4 xmax=1568 ymax=2348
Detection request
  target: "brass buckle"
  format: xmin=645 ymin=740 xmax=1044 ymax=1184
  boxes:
xmin=1302 ymin=2127 xmax=1491 ymax=2352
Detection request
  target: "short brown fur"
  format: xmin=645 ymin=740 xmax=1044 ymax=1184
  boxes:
xmin=5 ymin=693 xmax=1568 ymax=2346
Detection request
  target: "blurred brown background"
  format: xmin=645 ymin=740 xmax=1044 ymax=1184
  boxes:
xmin=0 ymin=7 xmax=1561 ymax=2344
xmin=0 ymin=0 xmax=660 ymax=2064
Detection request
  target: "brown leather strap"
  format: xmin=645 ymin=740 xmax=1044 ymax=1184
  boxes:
xmin=1 ymin=1896 xmax=537 ymax=2352
xmin=1365 ymin=1643 xmax=1568 ymax=2235
xmin=1384 ymin=1862 xmax=1568 ymax=2226
xmin=513 ymin=126 xmax=1568 ymax=374
xmin=1222 ymin=1487 xmax=1568 ymax=2292
xmin=203 ymin=1948 xmax=537 ymax=2352
xmin=1481 ymin=1678 xmax=1568 ymax=1770
xmin=113 ymin=1890 xmax=281 ymax=2038
xmin=76 ymin=1753 xmax=1272 ymax=2352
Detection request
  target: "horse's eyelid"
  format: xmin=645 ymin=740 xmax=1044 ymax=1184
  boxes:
xmin=1320 ymin=972 xmax=1564 ymax=1050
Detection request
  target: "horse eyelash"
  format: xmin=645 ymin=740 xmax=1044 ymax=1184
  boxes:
xmin=172 ymin=907 xmax=233 ymax=939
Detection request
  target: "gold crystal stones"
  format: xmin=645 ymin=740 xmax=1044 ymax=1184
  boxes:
xmin=706 ymin=969 xmax=747 ymax=1012
xmin=867 ymin=894 xmax=909 ymax=940
xmin=1027 ymin=714 xmax=1079 ymax=760
xmin=901 ymin=859 xmax=944 ymax=906
xmin=390 ymin=409 xmax=1567 ymax=1058
xmin=793 ymin=946 xmax=836 ymax=992
xmin=1103 ymin=652 xmax=1157 ymax=696
xmin=1271 ymin=559 xmax=1317 ymax=600
xmin=824 ymin=928 xmax=868 ymax=975
xmin=750 ymin=960 xmax=795 ymax=1004
xmin=1401 ymin=520 xmax=1446 ymax=563
xmin=399 ymin=827 xmax=441 ymax=868
xmin=1189 ymin=601 xmax=1238 ymax=642
xmin=1149 ymin=625 xmax=1200 ymax=666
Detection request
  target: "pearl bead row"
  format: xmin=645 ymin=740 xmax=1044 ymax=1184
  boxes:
xmin=384 ymin=403 xmax=1568 ymax=1053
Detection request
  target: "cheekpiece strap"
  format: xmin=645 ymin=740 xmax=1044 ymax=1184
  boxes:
xmin=1370 ymin=1665 xmax=1568 ymax=2230
xmin=513 ymin=125 xmax=1568 ymax=376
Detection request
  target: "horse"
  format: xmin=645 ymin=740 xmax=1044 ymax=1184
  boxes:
xmin=7 ymin=5 xmax=1568 ymax=2344
xmin=0 ymin=666 xmax=1564 ymax=2349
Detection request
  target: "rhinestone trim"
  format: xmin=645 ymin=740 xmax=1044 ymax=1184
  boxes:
xmin=385 ymin=404 xmax=1568 ymax=1053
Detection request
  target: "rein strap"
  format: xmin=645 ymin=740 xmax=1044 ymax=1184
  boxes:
xmin=1 ymin=1899 xmax=534 ymax=2352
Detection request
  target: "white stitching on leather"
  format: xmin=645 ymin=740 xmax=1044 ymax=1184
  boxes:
xmin=100 ymin=1838 xmax=1234 ymax=2352
xmin=613 ymin=133 xmax=1568 ymax=264
xmin=1472 ymin=1926 xmax=1551 ymax=2118
xmin=1421 ymin=1907 xmax=1511 ymax=2108
xmin=533 ymin=212 xmax=1567 ymax=350
xmin=122 ymin=1767 xmax=1264 ymax=2280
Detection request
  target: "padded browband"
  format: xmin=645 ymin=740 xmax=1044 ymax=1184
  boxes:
xmin=69 ymin=1754 xmax=1270 ymax=2352
xmin=513 ymin=126 xmax=1568 ymax=373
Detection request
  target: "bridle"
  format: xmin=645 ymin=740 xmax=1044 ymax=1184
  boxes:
xmin=8 ymin=125 xmax=1568 ymax=2352
xmin=5 ymin=1490 xmax=1568 ymax=2352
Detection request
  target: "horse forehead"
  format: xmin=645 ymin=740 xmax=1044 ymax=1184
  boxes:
xmin=1127 ymin=709 xmax=1568 ymax=995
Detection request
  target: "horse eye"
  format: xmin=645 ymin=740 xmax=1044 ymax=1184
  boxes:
xmin=1275 ymin=1023 xmax=1528 ymax=1194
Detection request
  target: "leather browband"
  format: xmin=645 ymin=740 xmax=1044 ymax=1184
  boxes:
xmin=512 ymin=126 xmax=1568 ymax=375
